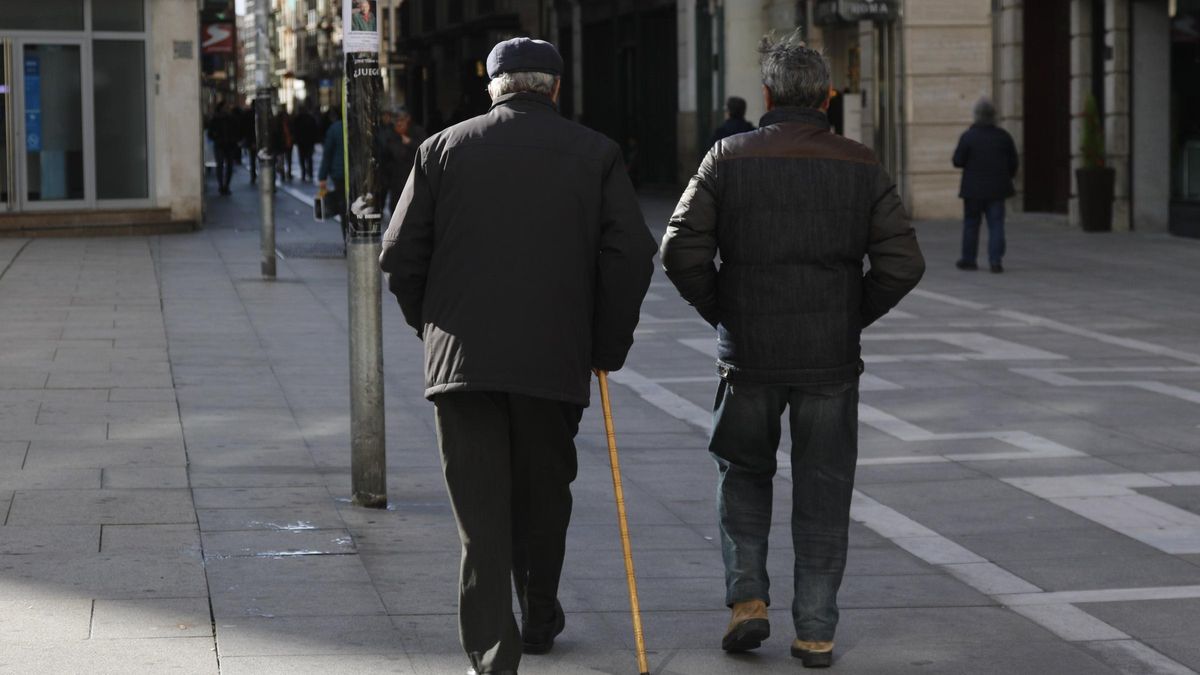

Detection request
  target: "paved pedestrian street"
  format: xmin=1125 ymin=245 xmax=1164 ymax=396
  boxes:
xmin=1 ymin=176 xmax=1199 ymax=674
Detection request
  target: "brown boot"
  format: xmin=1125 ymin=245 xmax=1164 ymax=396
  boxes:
xmin=791 ymin=639 xmax=834 ymax=668
xmin=721 ymin=599 xmax=769 ymax=652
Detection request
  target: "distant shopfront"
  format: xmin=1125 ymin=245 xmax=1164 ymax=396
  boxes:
xmin=0 ymin=0 xmax=201 ymax=235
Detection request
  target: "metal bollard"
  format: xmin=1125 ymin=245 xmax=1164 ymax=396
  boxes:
xmin=254 ymin=0 xmax=275 ymax=279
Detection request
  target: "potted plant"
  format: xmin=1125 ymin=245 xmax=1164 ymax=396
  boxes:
xmin=1076 ymin=94 xmax=1114 ymax=232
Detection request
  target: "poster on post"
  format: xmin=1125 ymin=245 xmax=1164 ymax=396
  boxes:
xmin=342 ymin=0 xmax=380 ymax=54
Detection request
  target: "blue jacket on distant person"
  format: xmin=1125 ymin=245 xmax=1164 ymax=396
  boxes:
xmin=952 ymin=122 xmax=1018 ymax=201
xmin=318 ymin=120 xmax=344 ymax=183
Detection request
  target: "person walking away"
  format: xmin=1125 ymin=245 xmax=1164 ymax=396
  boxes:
xmin=206 ymin=101 xmax=239 ymax=195
xmin=952 ymin=97 xmax=1018 ymax=273
xmin=240 ymin=103 xmax=258 ymax=184
xmin=317 ymin=106 xmax=346 ymax=246
xmin=274 ymin=111 xmax=294 ymax=181
xmin=294 ymin=104 xmax=319 ymax=182
xmin=377 ymin=106 xmax=425 ymax=214
xmin=379 ymin=37 xmax=656 ymax=675
xmin=660 ymin=31 xmax=925 ymax=669
xmin=709 ymin=96 xmax=755 ymax=149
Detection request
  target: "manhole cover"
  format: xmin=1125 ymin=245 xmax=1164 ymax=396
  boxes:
xmin=277 ymin=242 xmax=345 ymax=259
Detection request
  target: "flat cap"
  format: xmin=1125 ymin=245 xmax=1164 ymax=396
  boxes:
xmin=485 ymin=37 xmax=563 ymax=79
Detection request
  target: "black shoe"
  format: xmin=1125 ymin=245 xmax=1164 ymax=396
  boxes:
xmin=990 ymin=263 xmax=1004 ymax=273
xmin=722 ymin=618 xmax=770 ymax=653
xmin=522 ymin=601 xmax=565 ymax=655
xmin=955 ymin=260 xmax=978 ymax=271
xmin=791 ymin=642 xmax=833 ymax=668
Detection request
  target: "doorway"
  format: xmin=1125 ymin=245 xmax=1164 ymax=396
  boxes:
xmin=1023 ymin=0 xmax=1071 ymax=213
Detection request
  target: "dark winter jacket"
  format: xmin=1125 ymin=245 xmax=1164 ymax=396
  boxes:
xmin=952 ymin=124 xmax=1018 ymax=201
xmin=377 ymin=126 xmax=426 ymax=194
xmin=379 ymin=92 xmax=657 ymax=406
xmin=661 ymin=107 xmax=925 ymax=385
xmin=293 ymin=110 xmax=320 ymax=149
xmin=206 ymin=111 xmax=240 ymax=149
xmin=709 ymin=117 xmax=755 ymax=149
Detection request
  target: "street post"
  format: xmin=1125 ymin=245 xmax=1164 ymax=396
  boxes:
xmin=343 ymin=2 xmax=386 ymax=508
xmin=254 ymin=0 xmax=275 ymax=279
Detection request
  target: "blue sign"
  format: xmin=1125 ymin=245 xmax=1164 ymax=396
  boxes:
xmin=24 ymin=55 xmax=41 ymax=153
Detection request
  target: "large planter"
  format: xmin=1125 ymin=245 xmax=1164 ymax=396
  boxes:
xmin=1076 ymin=167 xmax=1115 ymax=232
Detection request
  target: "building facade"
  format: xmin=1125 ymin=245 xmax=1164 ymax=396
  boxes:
xmin=662 ymin=0 xmax=1195 ymax=236
xmin=0 ymin=0 xmax=202 ymax=235
xmin=246 ymin=0 xmax=1195 ymax=236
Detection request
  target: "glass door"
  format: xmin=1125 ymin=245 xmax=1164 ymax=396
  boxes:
xmin=15 ymin=38 xmax=88 ymax=210
xmin=1 ymin=40 xmax=12 ymax=211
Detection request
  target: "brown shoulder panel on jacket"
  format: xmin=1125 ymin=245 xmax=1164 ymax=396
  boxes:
xmin=716 ymin=121 xmax=877 ymax=166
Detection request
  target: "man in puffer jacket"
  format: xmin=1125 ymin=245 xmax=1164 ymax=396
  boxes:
xmin=661 ymin=30 xmax=924 ymax=669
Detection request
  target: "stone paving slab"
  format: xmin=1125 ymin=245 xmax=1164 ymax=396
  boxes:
xmin=91 ymin=597 xmax=213 ymax=639
xmin=6 ymin=489 xmax=196 ymax=526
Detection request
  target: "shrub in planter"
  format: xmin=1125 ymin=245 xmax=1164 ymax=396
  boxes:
xmin=1076 ymin=94 xmax=1114 ymax=232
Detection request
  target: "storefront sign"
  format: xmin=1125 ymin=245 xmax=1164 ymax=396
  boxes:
xmin=202 ymin=23 xmax=235 ymax=54
xmin=24 ymin=55 xmax=40 ymax=153
xmin=814 ymin=0 xmax=898 ymax=25
xmin=342 ymin=0 xmax=380 ymax=54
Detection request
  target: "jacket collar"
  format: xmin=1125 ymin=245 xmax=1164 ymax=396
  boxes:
xmin=490 ymin=91 xmax=559 ymax=113
xmin=759 ymin=107 xmax=829 ymax=129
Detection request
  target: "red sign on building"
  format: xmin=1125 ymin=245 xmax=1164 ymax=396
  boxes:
xmin=202 ymin=23 xmax=235 ymax=54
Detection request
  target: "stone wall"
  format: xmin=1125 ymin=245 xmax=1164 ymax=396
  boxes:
xmin=902 ymin=0 xmax=994 ymax=220
xmin=151 ymin=0 xmax=203 ymax=223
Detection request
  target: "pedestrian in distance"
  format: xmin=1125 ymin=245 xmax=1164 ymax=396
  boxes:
xmin=317 ymin=106 xmax=346 ymax=246
xmin=952 ymin=96 xmax=1018 ymax=273
xmin=273 ymin=110 xmax=294 ymax=182
xmin=376 ymin=106 xmax=425 ymax=214
xmin=206 ymin=100 xmax=240 ymax=196
xmin=239 ymin=103 xmax=258 ymax=184
xmin=379 ymin=37 xmax=656 ymax=675
xmin=709 ymin=96 xmax=755 ymax=149
xmin=660 ymin=30 xmax=925 ymax=668
xmin=293 ymin=104 xmax=320 ymax=182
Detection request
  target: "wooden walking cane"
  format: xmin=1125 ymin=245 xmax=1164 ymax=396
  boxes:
xmin=597 ymin=371 xmax=651 ymax=675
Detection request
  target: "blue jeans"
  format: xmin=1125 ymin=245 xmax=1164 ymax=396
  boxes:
xmin=709 ymin=379 xmax=859 ymax=642
xmin=960 ymin=198 xmax=1006 ymax=265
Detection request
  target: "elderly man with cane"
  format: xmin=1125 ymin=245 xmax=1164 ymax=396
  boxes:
xmin=661 ymin=31 xmax=924 ymax=668
xmin=380 ymin=37 xmax=656 ymax=675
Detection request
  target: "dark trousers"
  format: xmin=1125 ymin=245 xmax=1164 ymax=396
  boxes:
xmin=214 ymin=145 xmax=237 ymax=191
xmin=960 ymin=198 xmax=1006 ymax=265
xmin=298 ymin=144 xmax=315 ymax=180
xmin=433 ymin=391 xmax=583 ymax=674
xmin=277 ymin=147 xmax=294 ymax=179
xmin=709 ymin=379 xmax=858 ymax=642
xmin=245 ymin=145 xmax=258 ymax=183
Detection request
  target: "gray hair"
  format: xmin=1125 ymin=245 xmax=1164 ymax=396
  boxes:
xmin=973 ymin=97 xmax=997 ymax=125
xmin=759 ymin=30 xmax=831 ymax=109
xmin=487 ymin=71 xmax=558 ymax=100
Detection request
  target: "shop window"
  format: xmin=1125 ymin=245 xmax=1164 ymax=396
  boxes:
xmin=93 ymin=41 xmax=149 ymax=200
xmin=0 ymin=0 xmax=85 ymax=31
xmin=93 ymin=0 xmax=145 ymax=32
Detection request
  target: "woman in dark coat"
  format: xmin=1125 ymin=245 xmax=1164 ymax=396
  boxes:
xmin=952 ymin=97 xmax=1018 ymax=273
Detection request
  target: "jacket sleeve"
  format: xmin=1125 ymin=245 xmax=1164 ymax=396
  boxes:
xmin=379 ymin=146 xmax=435 ymax=337
xmin=1007 ymin=131 xmax=1020 ymax=178
xmin=660 ymin=149 xmax=721 ymax=327
xmin=861 ymin=167 xmax=925 ymax=327
xmin=592 ymin=146 xmax=657 ymax=372
xmin=952 ymin=132 xmax=969 ymax=169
